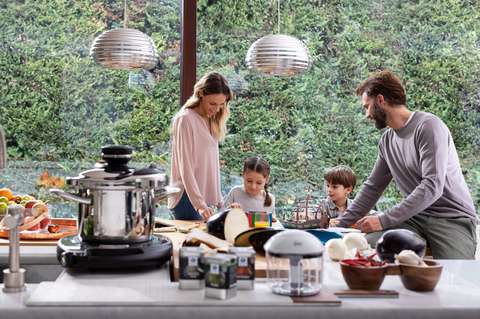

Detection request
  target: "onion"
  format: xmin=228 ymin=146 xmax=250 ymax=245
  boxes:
xmin=343 ymin=233 xmax=370 ymax=251
xmin=325 ymin=238 xmax=347 ymax=261
xmin=395 ymin=250 xmax=427 ymax=266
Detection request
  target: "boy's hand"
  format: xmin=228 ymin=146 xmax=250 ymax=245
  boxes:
xmin=329 ymin=219 xmax=340 ymax=227
xmin=356 ymin=216 xmax=383 ymax=233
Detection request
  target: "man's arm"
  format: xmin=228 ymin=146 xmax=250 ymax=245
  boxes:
xmin=377 ymin=119 xmax=449 ymax=229
xmin=337 ymin=152 xmax=392 ymax=228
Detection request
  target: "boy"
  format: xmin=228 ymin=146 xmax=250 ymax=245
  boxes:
xmin=320 ymin=165 xmax=358 ymax=225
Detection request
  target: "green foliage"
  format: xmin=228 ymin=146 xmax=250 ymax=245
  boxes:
xmin=0 ymin=0 xmax=479 ymax=210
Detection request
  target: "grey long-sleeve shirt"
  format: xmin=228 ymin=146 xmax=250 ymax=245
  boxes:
xmin=338 ymin=111 xmax=477 ymax=229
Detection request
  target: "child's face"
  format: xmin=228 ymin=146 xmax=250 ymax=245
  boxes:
xmin=326 ymin=182 xmax=352 ymax=206
xmin=243 ymin=170 xmax=268 ymax=197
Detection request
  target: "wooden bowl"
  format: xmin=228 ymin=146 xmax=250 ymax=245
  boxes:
xmin=399 ymin=259 xmax=443 ymax=292
xmin=340 ymin=262 xmax=388 ymax=290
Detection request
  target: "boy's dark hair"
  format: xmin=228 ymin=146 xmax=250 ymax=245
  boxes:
xmin=356 ymin=69 xmax=407 ymax=106
xmin=324 ymin=165 xmax=356 ymax=189
xmin=243 ymin=156 xmax=272 ymax=207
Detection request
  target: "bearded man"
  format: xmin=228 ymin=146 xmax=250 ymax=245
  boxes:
xmin=337 ymin=70 xmax=478 ymax=259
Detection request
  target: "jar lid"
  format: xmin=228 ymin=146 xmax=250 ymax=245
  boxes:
xmin=264 ymin=230 xmax=324 ymax=258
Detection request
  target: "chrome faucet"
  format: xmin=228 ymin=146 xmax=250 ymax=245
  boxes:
xmin=0 ymin=126 xmax=6 ymax=169
xmin=2 ymin=204 xmax=26 ymax=293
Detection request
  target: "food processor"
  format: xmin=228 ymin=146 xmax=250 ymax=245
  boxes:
xmin=264 ymin=229 xmax=324 ymax=296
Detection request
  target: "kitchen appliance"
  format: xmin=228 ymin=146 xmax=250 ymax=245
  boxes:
xmin=264 ymin=230 xmax=324 ymax=296
xmin=50 ymin=145 xmax=180 ymax=269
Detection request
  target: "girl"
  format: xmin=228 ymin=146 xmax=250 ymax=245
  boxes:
xmin=168 ymin=72 xmax=233 ymax=220
xmin=222 ymin=157 xmax=275 ymax=214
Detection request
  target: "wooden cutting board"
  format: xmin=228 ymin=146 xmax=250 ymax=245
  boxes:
xmin=0 ymin=218 xmax=77 ymax=246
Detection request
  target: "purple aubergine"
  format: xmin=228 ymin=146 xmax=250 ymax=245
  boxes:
xmin=206 ymin=209 xmax=230 ymax=240
xmin=376 ymin=229 xmax=426 ymax=263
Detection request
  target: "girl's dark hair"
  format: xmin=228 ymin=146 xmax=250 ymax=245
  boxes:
xmin=243 ymin=156 xmax=272 ymax=207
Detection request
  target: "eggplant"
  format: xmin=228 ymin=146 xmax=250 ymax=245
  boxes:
xmin=376 ymin=229 xmax=426 ymax=263
xmin=206 ymin=209 xmax=230 ymax=239
xmin=224 ymin=208 xmax=249 ymax=244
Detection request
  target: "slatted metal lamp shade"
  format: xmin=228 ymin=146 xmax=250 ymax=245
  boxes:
xmin=245 ymin=34 xmax=312 ymax=76
xmin=90 ymin=28 xmax=158 ymax=70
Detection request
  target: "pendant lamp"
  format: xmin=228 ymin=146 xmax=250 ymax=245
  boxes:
xmin=90 ymin=0 xmax=158 ymax=70
xmin=245 ymin=0 xmax=311 ymax=76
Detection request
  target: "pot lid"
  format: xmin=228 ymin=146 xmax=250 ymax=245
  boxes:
xmin=264 ymin=230 xmax=324 ymax=257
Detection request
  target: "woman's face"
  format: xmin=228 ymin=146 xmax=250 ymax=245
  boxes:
xmin=197 ymin=93 xmax=227 ymax=118
xmin=243 ymin=170 xmax=268 ymax=197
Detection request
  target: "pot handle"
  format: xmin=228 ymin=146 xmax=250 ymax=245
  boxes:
xmin=49 ymin=188 xmax=92 ymax=205
xmin=154 ymin=186 xmax=181 ymax=202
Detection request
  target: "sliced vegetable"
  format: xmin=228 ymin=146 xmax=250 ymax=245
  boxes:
xmin=206 ymin=209 xmax=230 ymax=239
xmin=224 ymin=208 xmax=249 ymax=244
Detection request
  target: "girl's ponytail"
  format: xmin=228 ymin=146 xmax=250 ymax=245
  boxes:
xmin=264 ymin=183 xmax=272 ymax=207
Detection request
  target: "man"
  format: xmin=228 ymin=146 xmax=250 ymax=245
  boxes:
xmin=337 ymin=70 xmax=478 ymax=259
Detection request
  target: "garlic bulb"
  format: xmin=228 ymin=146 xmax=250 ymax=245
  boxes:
xmin=325 ymin=238 xmax=347 ymax=261
xmin=343 ymin=233 xmax=370 ymax=251
xmin=395 ymin=250 xmax=427 ymax=266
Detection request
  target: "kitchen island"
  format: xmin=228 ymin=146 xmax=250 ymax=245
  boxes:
xmin=1 ymin=258 xmax=480 ymax=319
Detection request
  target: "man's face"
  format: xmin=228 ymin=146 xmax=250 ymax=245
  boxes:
xmin=361 ymin=92 xmax=387 ymax=129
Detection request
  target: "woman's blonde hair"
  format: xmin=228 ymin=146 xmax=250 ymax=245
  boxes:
xmin=182 ymin=72 xmax=233 ymax=141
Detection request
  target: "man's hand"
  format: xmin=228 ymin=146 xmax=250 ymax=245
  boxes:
xmin=198 ymin=207 xmax=213 ymax=220
xmin=356 ymin=215 xmax=383 ymax=233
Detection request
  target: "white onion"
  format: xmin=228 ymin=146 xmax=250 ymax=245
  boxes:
xmin=343 ymin=233 xmax=370 ymax=251
xmin=395 ymin=250 xmax=427 ymax=266
xmin=325 ymin=238 xmax=347 ymax=261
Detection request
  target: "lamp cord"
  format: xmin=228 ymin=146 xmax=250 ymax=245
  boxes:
xmin=277 ymin=0 xmax=281 ymax=34
xmin=124 ymin=0 xmax=128 ymax=28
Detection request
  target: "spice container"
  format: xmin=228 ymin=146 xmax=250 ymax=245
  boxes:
xmin=246 ymin=211 xmax=272 ymax=228
xmin=229 ymin=246 xmax=255 ymax=290
xmin=179 ymin=246 xmax=205 ymax=289
xmin=202 ymin=253 xmax=237 ymax=299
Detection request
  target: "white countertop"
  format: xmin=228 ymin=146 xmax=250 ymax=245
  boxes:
xmin=1 ymin=259 xmax=480 ymax=319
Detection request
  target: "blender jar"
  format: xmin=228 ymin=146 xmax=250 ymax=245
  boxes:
xmin=264 ymin=230 xmax=324 ymax=296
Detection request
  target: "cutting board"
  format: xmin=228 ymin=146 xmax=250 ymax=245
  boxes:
xmin=0 ymin=218 xmax=77 ymax=246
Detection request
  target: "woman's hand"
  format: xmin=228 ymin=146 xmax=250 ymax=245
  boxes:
xmin=198 ymin=207 xmax=214 ymax=220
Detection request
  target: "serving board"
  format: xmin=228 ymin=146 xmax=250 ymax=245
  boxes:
xmin=0 ymin=218 xmax=77 ymax=244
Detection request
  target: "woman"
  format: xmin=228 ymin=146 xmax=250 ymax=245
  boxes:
xmin=168 ymin=72 xmax=233 ymax=220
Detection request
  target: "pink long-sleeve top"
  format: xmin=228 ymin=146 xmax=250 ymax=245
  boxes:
xmin=168 ymin=108 xmax=222 ymax=211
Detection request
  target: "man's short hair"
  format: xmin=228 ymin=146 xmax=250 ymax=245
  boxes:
xmin=324 ymin=165 xmax=357 ymax=189
xmin=356 ymin=70 xmax=407 ymax=106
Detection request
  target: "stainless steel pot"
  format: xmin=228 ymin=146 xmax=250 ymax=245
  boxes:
xmin=50 ymin=145 xmax=180 ymax=244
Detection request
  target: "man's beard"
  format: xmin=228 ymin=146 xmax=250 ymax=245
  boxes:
xmin=372 ymin=101 xmax=387 ymax=129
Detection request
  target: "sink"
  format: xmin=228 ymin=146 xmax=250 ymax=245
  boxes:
xmin=0 ymin=264 xmax=63 ymax=283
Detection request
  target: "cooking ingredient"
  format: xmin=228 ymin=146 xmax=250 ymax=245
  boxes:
xmin=395 ymin=250 xmax=427 ymax=266
xmin=179 ymin=246 xmax=205 ymax=281
xmin=23 ymin=216 xmax=40 ymax=231
xmin=24 ymin=200 xmax=38 ymax=209
xmin=341 ymin=251 xmax=386 ymax=267
xmin=184 ymin=229 xmax=231 ymax=250
xmin=228 ymin=246 xmax=255 ymax=286
xmin=376 ymin=229 xmax=426 ymax=263
xmin=206 ymin=209 xmax=230 ymax=239
xmin=343 ymin=233 xmax=370 ymax=251
xmin=0 ymin=202 xmax=7 ymax=217
xmin=0 ymin=188 xmax=13 ymax=201
xmin=47 ymin=224 xmax=60 ymax=233
xmin=224 ymin=208 xmax=249 ymax=244
xmin=325 ymin=238 xmax=347 ymax=261
xmin=203 ymin=253 xmax=237 ymax=289
xmin=31 ymin=202 xmax=48 ymax=217
xmin=39 ymin=216 xmax=51 ymax=229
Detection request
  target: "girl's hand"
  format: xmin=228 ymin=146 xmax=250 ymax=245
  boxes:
xmin=230 ymin=202 xmax=242 ymax=209
xmin=329 ymin=219 xmax=340 ymax=227
xmin=198 ymin=207 xmax=213 ymax=220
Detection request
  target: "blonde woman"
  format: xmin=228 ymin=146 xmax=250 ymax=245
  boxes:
xmin=169 ymin=72 xmax=233 ymax=220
